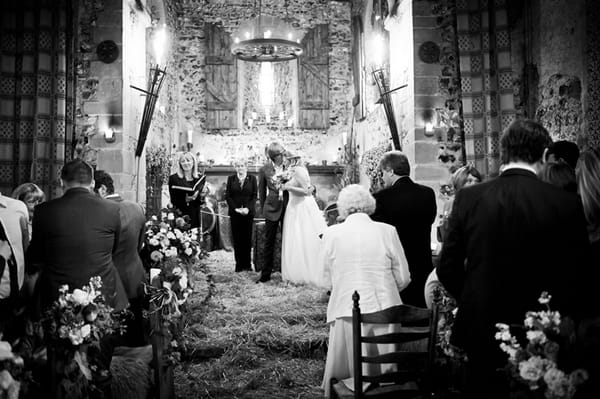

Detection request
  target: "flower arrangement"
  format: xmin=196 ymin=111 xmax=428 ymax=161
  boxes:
xmin=144 ymin=207 xmax=202 ymax=267
xmin=495 ymin=292 xmax=588 ymax=399
xmin=0 ymin=341 xmax=24 ymax=399
xmin=360 ymin=142 xmax=392 ymax=193
xmin=42 ymin=277 xmax=127 ymax=348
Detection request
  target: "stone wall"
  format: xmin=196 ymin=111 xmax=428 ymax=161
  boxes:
xmin=170 ymin=0 xmax=353 ymax=165
xmin=76 ymin=0 xmax=151 ymax=201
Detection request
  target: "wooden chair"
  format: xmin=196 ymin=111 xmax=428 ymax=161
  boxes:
xmin=330 ymin=291 xmax=440 ymax=399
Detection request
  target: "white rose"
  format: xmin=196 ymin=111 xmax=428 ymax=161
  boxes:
xmin=149 ymin=238 xmax=160 ymax=246
xmin=526 ymin=330 xmax=546 ymax=344
xmin=80 ymin=324 xmax=91 ymax=338
xmin=172 ymin=267 xmax=182 ymax=276
xmin=166 ymin=231 xmax=176 ymax=240
xmin=167 ymin=213 xmax=175 ymax=220
xmin=71 ymin=289 xmax=90 ymax=306
xmin=174 ymin=229 xmax=183 ymax=239
xmin=179 ymin=275 xmax=188 ymax=290
xmin=68 ymin=329 xmax=84 ymax=346
xmin=184 ymin=247 xmax=193 ymax=256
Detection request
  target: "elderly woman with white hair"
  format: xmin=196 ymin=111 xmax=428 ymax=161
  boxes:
xmin=320 ymin=184 xmax=411 ymax=397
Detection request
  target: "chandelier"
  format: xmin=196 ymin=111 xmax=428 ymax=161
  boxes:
xmin=231 ymin=0 xmax=304 ymax=62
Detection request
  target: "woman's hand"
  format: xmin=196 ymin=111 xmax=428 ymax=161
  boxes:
xmin=186 ymin=191 xmax=200 ymax=202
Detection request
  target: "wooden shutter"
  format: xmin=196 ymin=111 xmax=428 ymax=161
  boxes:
xmin=298 ymin=24 xmax=329 ymax=129
xmin=205 ymin=24 xmax=237 ymax=129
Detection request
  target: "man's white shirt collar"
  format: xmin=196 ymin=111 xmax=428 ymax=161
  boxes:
xmin=501 ymin=162 xmax=537 ymax=175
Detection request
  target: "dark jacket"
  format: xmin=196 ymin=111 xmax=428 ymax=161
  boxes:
xmin=225 ymin=174 xmax=257 ymax=217
xmin=26 ymin=187 xmax=128 ymax=310
xmin=107 ymin=194 xmax=147 ymax=299
xmin=371 ymin=177 xmax=437 ymax=307
xmin=168 ymin=174 xmax=205 ymax=228
xmin=437 ymin=168 xmax=593 ymax=356
xmin=258 ymin=162 xmax=288 ymax=222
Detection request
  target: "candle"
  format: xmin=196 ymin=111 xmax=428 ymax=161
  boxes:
xmin=342 ymin=132 xmax=347 ymax=145
xmin=187 ymin=129 xmax=193 ymax=143
xmin=287 ymin=118 xmax=293 ymax=128
xmin=248 ymin=118 xmax=253 ymax=127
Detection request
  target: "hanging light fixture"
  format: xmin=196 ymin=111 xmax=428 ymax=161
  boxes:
xmin=231 ymin=0 xmax=304 ymax=62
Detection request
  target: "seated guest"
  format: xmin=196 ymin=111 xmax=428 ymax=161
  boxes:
xmin=544 ymin=139 xmax=580 ymax=169
xmin=0 ymin=192 xmax=29 ymax=342
xmin=577 ymin=148 xmax=600 ymax=257
xmin=26 ymin=159 xmax=128 ymax=312
xmin=94 ymin=170 xmax=147 ymax=346
xmin=320 ymin=184 xmax=410 ymax=398
xmin=225 ymin=159 xmax=257 ymax=272
xmin=438 ymin=165 xmax=482 ymax=243
xmin=12 ymin=183 xmax=45 ymax=239
xmin=539 ymin=160 xmax=577 ymax=193
xmin=168 ymin=152 xmax=206 ymax=228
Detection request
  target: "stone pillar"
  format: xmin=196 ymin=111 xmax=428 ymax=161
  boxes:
xmin=78 ymin=0 xmax=150 ymax=202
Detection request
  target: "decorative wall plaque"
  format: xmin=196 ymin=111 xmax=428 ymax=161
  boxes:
xmin=96 ymin=40 xmax=119 ymax=64
xmin=418 ymin=41 xmax=440 ymax=64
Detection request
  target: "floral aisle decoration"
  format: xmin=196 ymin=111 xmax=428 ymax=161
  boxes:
xmin=495 ymin=292 xmax=588 ymax=399
xmin=142 ymin=207 xmax=207 ymax=363
xmin=146 ymin=145 xmax=173 ymax=217
xmin=0 ymin=341 xmax=24 ymax=399
xmin=41 ymin=276 xmax=128 ymax=396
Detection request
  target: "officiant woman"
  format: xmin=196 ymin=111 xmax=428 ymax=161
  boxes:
xmin=168 ymin=152 xmax=206 ymax=228
xmin=225 ymin=159 xmax=257 ymax=272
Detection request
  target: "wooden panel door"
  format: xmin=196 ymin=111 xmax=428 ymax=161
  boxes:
xmin=298 ymin=24 xmax=329 ymax=129
xmin=205 ymin=24 xmax=237 ymax=129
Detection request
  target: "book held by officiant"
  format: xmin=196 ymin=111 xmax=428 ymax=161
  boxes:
xmin=171 ymin=175 xmax=206 ymax=193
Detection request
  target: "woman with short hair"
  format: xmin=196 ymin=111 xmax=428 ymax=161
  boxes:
xmin=320 ymin=184 xmax=410 ymax=397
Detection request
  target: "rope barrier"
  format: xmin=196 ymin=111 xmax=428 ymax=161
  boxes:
xmin=198 ymin=206 xmax=339 ymax=221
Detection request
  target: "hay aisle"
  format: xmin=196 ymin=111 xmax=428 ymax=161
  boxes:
xmin=176 ymin=250 xmax=329 ymax=398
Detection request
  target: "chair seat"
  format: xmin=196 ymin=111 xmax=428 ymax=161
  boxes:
xmin=332 ymin=379 xmax=423 ymax=399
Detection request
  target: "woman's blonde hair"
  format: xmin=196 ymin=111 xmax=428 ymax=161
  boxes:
xmin=176 ymin=152 xmax=199 ymax=179
xmin=12 ymin=182 xmax=45 ymax=203
xmin=337 ymin=184 xmax=376 ymax=219
xmin=576 ymin=148 xmax=600 ymax=239
xmin=451 ymin=165 xmax=482 ymax=192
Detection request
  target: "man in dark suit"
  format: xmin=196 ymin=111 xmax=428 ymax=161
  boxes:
xmin=94 ymin=170 xmax=147 ymax=346
xmin=257 ymin=142 xmax=287 ymax=283
xmin=437 ymin=119 xmax=593 ymax=398
xmin=371 ymin=151 xmax=437 ymax=308
xmin=26 ymin=159 xmax=128 ymax=311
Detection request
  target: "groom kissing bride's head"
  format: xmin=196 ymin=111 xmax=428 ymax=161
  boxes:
xmin=266 ymin=142 xmax=285 ymax=166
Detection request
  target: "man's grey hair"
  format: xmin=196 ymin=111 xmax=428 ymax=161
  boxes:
xmin=337 ymin=184 xmax=376 ymax=219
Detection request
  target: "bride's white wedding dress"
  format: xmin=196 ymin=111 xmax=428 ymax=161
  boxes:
xmin=281 ymin=166 xmax=327 ymax=286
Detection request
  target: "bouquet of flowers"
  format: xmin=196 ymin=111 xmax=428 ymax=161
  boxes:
xmin=272 ymin=169 xmax=294 ymax=199
xmin=42 ymin=277 xmax=127 ymax=349
xmin=495 ymin=292 xmax=588 ymax=399
xmin=144 ymin=207 xmax=202 ymax=267
xmin=0 ymin=341 xmax=24 ymax=399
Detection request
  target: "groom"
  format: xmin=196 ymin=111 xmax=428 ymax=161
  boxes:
xmin=256 ymin=142 xmax=287 ymax=283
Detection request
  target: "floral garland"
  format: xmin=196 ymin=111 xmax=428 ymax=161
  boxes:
xmin=360 ymin=142 xmax=392 ymax=193
xmin=495 ymin=292 xmax=589 ymax=399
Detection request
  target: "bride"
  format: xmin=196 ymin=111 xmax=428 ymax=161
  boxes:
xmin=281 ymin=152 xmax=327 ymax=286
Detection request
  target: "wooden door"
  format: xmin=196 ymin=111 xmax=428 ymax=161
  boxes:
xmin=205 ymin=24 xmax=237 ymax=129
xmin=298 ymin=24 xmax=329 ymax=129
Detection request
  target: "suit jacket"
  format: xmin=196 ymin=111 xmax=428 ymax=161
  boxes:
xmin=322 ymin=213 xmax=411 ymax=323
xmin=225 ymin=174 xmax=257 ymax=217
xmin=371 ymin=177 xmax=436 ymax=307
xmin=437 ymin=168 xmax=593 ymax=355
xmin=106 ymin=194 xmax=147 ymax=299
xmin=258 ymin=162 xmax=288 ymax=221
xmin=26 ymin=187 xmax=128 ymax=310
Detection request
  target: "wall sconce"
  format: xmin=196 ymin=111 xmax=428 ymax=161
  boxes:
xmin=104 ymin=128 xmax=116 ymax=143
xmin=422 ymin=109 xmax=436 ymax=137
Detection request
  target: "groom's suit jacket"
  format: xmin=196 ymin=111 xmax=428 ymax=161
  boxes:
xmin=258 ymin=162 xmax=288 ymax=222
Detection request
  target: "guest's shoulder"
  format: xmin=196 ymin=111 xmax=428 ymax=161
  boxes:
xmin=2 ymin=196 xmax=28 ymax=215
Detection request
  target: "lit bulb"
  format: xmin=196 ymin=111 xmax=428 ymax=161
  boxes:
xmin=234 ymin=37 xmax=240 ymax=44
xmin=296 ymin=38 xmax=300 ymax=43
xmin=287 ymin=32 xmax=292 ymax=40
xmin=245 ymin=32 xmax=250 ymax=39
xmin=264 ymin=30 xmax=272 ymax=39
xmin=425 ymin=122 xmax=434 ymax=133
